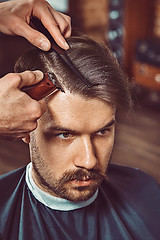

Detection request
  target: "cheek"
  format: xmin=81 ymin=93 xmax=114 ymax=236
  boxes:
xmin=94 ymin=135 xmax=115 ymax=166
xmin=34 ymin=130 xmax=74 ymax=172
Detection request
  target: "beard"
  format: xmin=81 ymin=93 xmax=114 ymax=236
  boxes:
xmin=32 ymin=161 xmax=107 ymax=202
xmin=30 ymin=134 xmax=109 ymax=202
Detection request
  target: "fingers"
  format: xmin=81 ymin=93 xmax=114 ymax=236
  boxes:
xmin=0 ymin=0 xmax=72 ymax=51
xmin=15 ymin=10 xmax=71 ymax=51
xmin=51 ymin=11 xmax=72 ymax=39
xmin=19 ymin=100 xmax=47 ymax=142
xmin=0 ymin=132 xmax=29 ymax=141
xmin=13 ymin=19 xmax=51 ymax=51
xmin=14 ymin=1 xmax=71 ymax=50
xmin=15 ymin=70 xmax=44 ymax=89
xmin=22 ymin=134 xmax=30 ymax=144
xmin=2 ymin=71 xmax=47 ymax=121
xmin=34 ymin=3 xmax=71 ymax=50
xmin=0 ymin=71 xmax=47 ymax=140
xmin=38 ymin=99 xmax=47 ymax=115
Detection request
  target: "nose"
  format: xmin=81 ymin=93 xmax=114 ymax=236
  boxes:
xmin=74 ymin=136 xmax=97 ymax=170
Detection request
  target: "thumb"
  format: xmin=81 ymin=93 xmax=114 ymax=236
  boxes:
xmin=18 ymin=70 xmax=44 ymax=89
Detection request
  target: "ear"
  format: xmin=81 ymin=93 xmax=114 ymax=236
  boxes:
xmin=22 ymin=134 xmax=30 ymax=144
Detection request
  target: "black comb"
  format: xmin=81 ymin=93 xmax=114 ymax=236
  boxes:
xmin=30 ymin=17 xmax=94 ymax=87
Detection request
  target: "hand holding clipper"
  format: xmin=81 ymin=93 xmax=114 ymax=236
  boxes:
xmin=22 ymin=72 xmax=63 ymax=100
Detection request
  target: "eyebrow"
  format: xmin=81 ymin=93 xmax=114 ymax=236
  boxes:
xmin=46 ymin=119 xmax=115 ymax=135
xmin=95 ymin=119 xmax=115 ymax=133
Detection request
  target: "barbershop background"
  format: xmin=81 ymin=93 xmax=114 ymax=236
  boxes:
xmin=0 ymin=0 xmax=160 ymax=182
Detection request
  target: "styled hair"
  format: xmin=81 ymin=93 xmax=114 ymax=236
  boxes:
xmin=14 ymin=34 xmax=132 ymax=110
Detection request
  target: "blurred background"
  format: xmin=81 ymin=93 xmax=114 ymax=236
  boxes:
xmin=0 ymin=0 xmax=160 ymax=182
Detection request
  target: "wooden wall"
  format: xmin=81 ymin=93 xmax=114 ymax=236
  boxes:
xmin=123 ymin=0 xmax=155 ymax=75
xmin=69 ymin=0 xmax=108 ymax=41
xmin=69 ymin=0 xmax=156 ymax=77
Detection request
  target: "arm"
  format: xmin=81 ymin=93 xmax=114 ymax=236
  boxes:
xmin=0 ymin=70 xmax=47 ymax=140
xmin=0 ymin=0 xmax=71 ymax=50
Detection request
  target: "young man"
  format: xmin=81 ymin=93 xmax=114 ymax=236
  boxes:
xmin=0 ymin=35 xmax=160 ymax=240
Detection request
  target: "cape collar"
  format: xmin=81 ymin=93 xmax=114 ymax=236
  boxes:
xmin=25 ymin=162 xmax=98 ymax=211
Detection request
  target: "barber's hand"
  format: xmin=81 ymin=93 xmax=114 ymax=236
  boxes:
xmin=0 ymin=70 xmax=47 ymax=140
xmin=0 ymin=0 xmax=71 ymax=50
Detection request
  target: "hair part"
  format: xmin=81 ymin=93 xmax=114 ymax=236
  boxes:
xmin=14 ymin=34 xmax=132 ymax=111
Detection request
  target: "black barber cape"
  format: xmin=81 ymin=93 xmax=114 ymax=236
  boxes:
xmin=0 ymin=163 xmax=160 ymax=240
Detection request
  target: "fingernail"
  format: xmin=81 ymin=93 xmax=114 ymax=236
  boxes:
xmin=33 ymin=70 xmax=44 ymax=80
xmin=63 ymin=41 xmax=69 ymax=50
xmin=40 ymin=40 xmax=51 ymax=51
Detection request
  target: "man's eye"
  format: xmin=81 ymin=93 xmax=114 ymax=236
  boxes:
xmin=57 ymin=133 xmax=73 ymax=139
xmin=96 ymin=128 xmax=110 ymax=136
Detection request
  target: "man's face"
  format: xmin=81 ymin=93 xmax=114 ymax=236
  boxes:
xmin=29 ymin=91 xmax=115 ymax=202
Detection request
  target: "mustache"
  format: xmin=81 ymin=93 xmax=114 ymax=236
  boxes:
xmin=60 ymin=169 xmax=108 ymax=183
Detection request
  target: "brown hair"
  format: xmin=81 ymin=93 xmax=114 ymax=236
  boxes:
xmin=14 ymin=34 xmax=132 ymax=110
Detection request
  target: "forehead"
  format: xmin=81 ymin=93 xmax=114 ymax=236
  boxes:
xmin=40 ymin=91 xmax=115 ymax=132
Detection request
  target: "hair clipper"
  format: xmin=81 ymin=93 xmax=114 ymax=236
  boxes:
xmin=21 ymin=72 xmax=64 ymax=100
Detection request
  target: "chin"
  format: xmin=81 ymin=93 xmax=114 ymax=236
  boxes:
xmin=62 ymin=187 xmax=98 ymax=202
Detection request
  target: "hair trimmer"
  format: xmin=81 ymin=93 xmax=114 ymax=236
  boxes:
xmin=21 ymin=72 xmax=63 ymax=100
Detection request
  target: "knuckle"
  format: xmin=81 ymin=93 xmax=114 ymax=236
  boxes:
xmin=24 ymin=70 xmax=36 ymax=80
xmin=9 ymin=17 xmax=22 ymax=34
xmin=27 ymin=121 xmax=38 ymax=132
xmin=63 ymin=20 xmax=70 ymax=30
xmin=29 ymin=101 xmax=42 ymax=119
xmin=6 ymin=72 xmax=19 ymax=79
xmin=28 ymin=32 xmax=40 ymax=44
xmin=66 ymin=15 xmax=71 ymax=23
xmin=5 ymin=73 xmax=22 ymax=87
xmin=61 ymin=18 xmax=71 ymax=34
xmin=24 ymin=70 xmax=39 ymax=85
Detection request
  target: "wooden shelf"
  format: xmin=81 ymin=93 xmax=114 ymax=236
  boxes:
xmin=133 ymin=61 xmax=160 ymax=91
xmin=123 ymin=0 xmax=155 ymax=76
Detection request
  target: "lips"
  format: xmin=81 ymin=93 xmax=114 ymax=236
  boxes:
xmin=71 ymin=179 xmax=94 ymax=187
xmin=60 ymin=168 xmax=105 ymax=187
